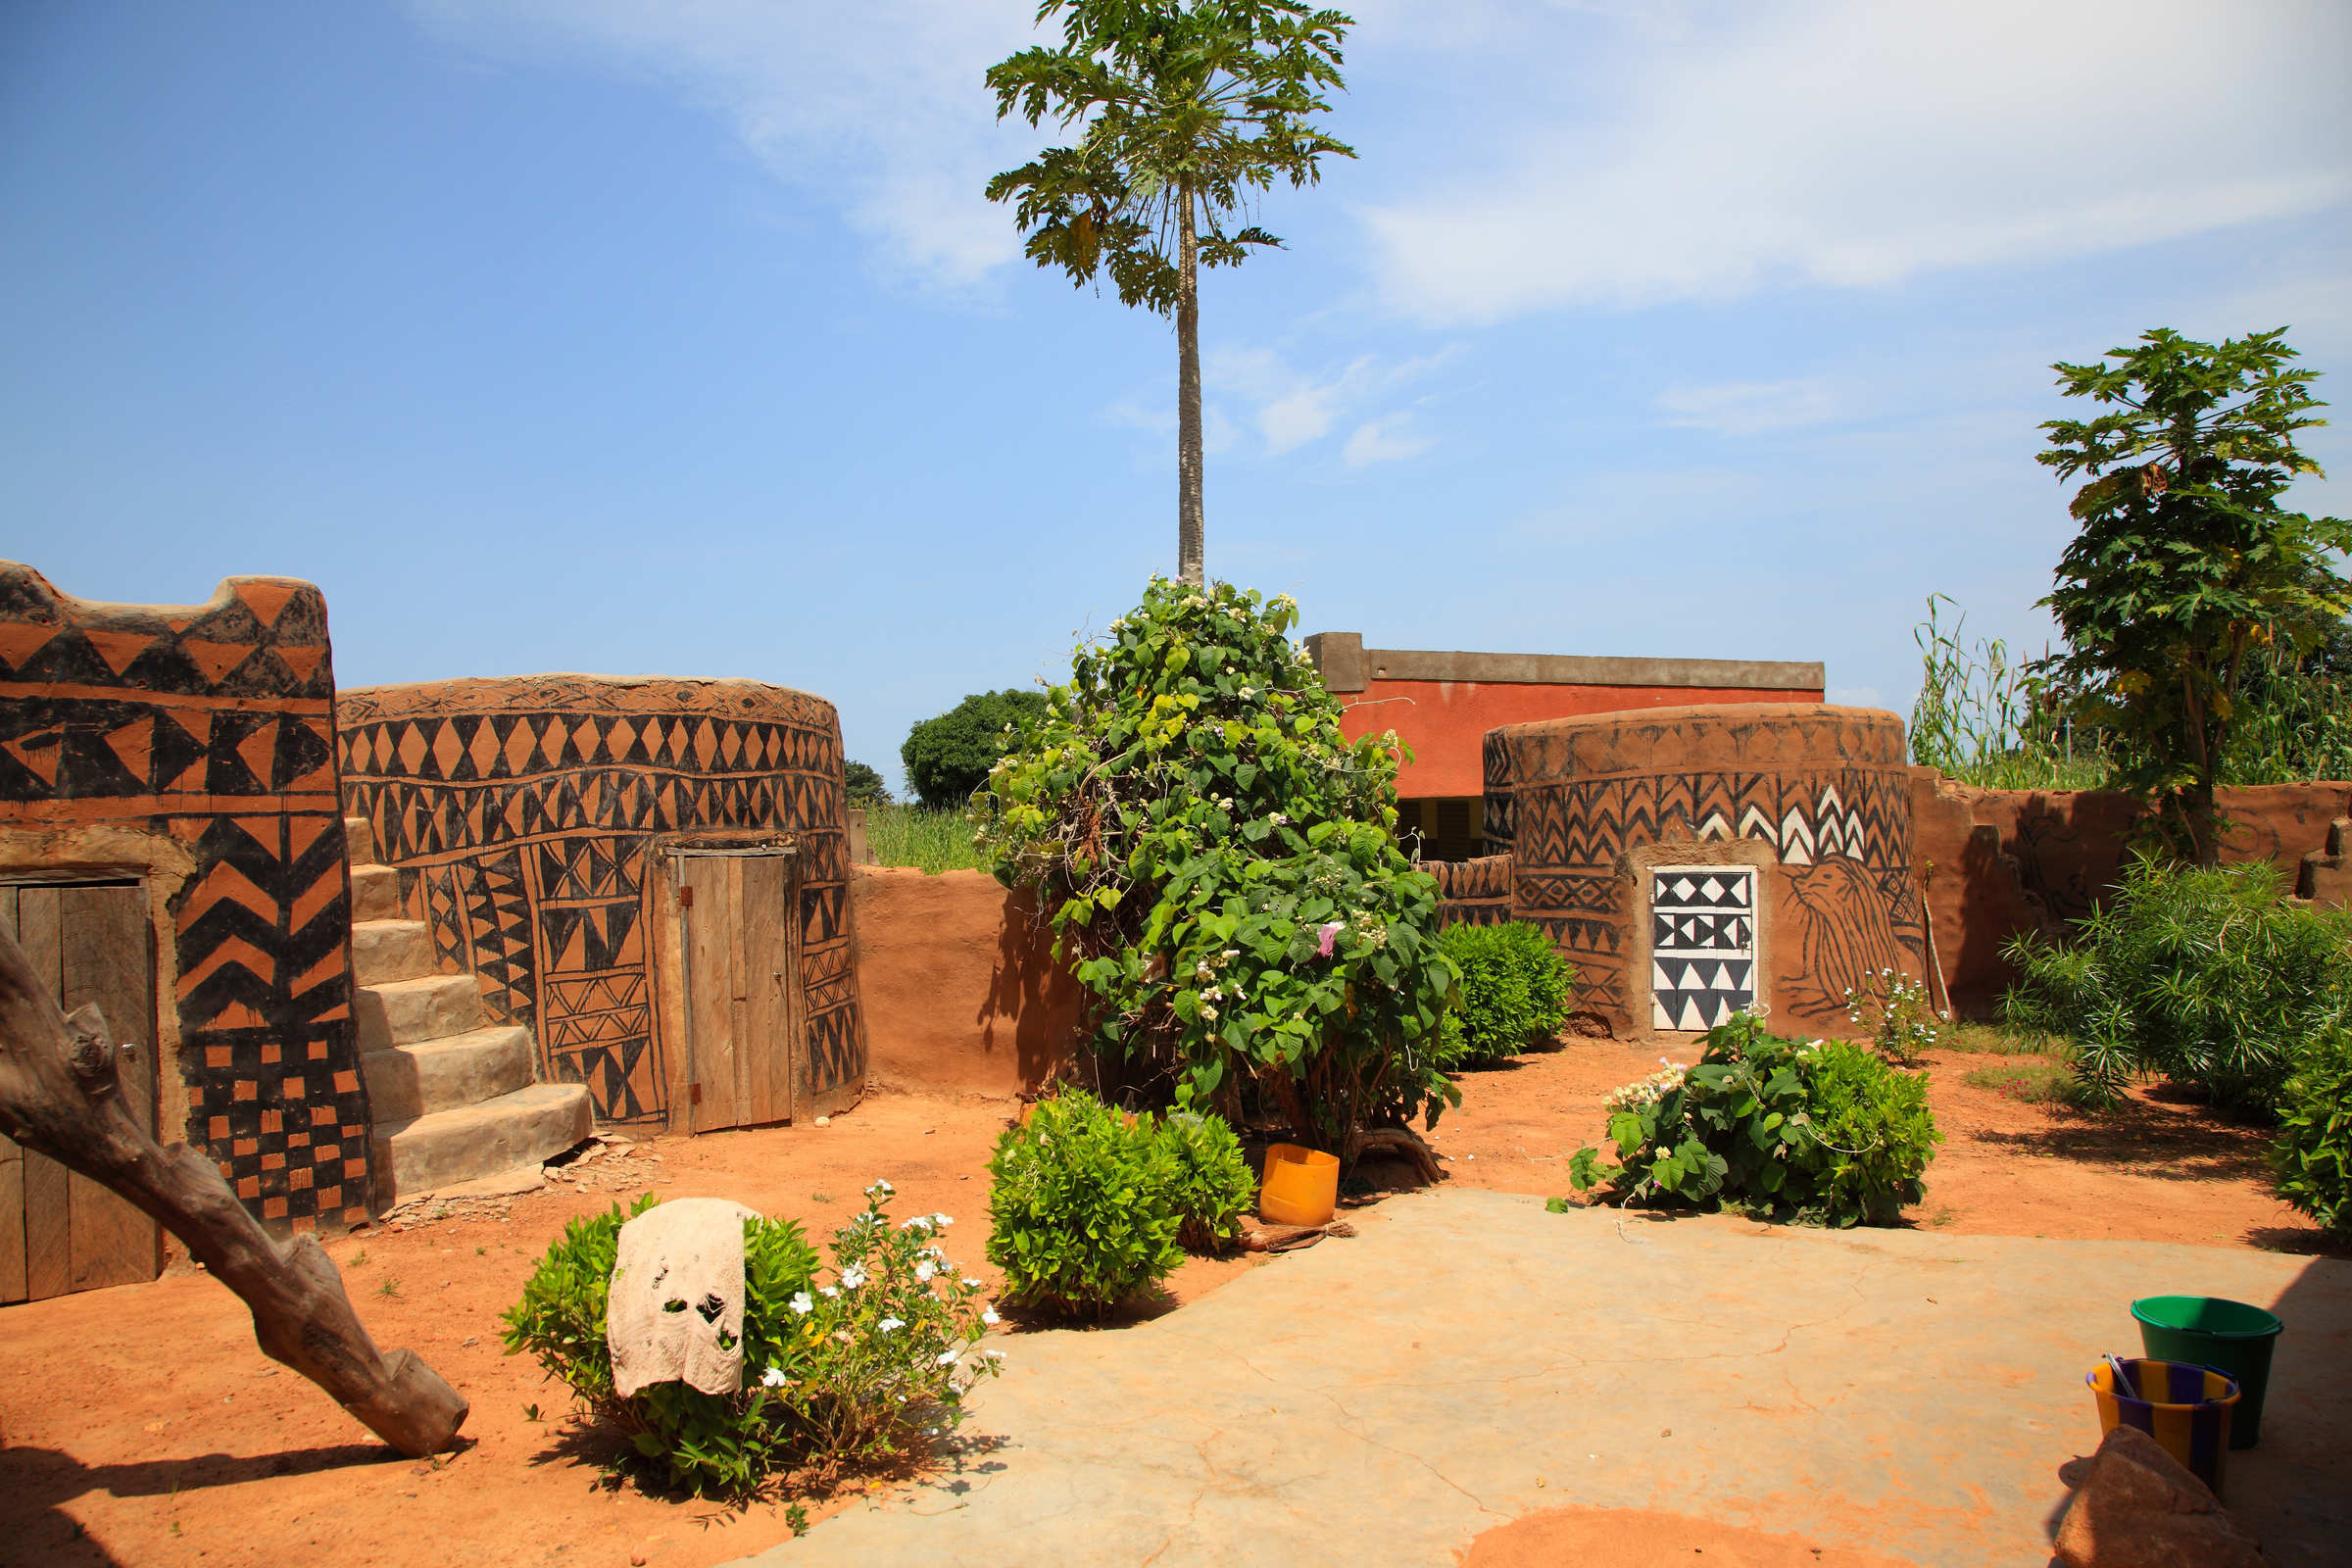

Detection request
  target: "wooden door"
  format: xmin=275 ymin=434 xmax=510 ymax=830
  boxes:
xmin=1 ymin=881 xmax=164 ymax=1303
xmin=676 ymin=852 xmax=799 ymax=1132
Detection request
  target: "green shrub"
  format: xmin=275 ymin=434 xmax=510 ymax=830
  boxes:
xmin=903 ymin=690 xmax=1050 ymax=809
xmin=1158 ymin=1102 xmax=1256 ymax=1251
xmin=501 ymin=1186 xmax=999 ymax=1495
xmin=1567 ymin=1016 xmax=1941 ymax=1228
xmin=2273 ymin=1028 xmax=2352 ymax=1232
xmin=2003 ymin=856 xmax=2352 ymax=1111
xmin=983 ymin=579 xmax=1460 ymax=1151
xmin=1436 ymin=921 xmax=1574 ymax=1064
xmin=985 ymin=1090 xmax=1185 ymax=1313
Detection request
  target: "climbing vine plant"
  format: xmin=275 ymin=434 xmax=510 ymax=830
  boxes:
xmin=982 ymin=577 xmax=1458 ymax=1149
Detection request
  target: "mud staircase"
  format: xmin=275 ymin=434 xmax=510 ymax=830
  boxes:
xmin=347 ymin=815 xmax=592 ymax=1207
xmin=2296 ymin=817 xmax=2352 ymax=908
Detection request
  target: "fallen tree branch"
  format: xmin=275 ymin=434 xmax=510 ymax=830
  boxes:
xmin=0 ymin=922 xmax=466 ymax=1456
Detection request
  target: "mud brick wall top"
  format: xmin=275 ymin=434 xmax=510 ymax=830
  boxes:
xmin=1484 ymin=703 xmax=1920 ymax=1032
xmin=335 ymin=674 xmax=867 ymax=1129
xmin=0 ymin=562 xmax=368 ymax=1234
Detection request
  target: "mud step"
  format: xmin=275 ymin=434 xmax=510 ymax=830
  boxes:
xmin=351 ymin=862 xmax=403 ymax=922
xmin=351 ymin=919 xmax=434 ymax=986
xmin=362 ymin=1024 xmax=536 ymax=1123
xmin=370 ymin=1083 xmax=594 ymax=1205
xmin=357 ymin=972 xmax=483 ymax=1052
xmin=346 ymin=815 xmax=378 ymax=867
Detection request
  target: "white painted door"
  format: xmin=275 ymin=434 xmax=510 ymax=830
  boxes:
xmin=1649 ymin=866 xmax=1757 ymax=1030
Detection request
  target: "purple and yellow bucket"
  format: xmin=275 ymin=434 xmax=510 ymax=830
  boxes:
xmin=2086 ymin=1357 xmax=2241 ymax=1497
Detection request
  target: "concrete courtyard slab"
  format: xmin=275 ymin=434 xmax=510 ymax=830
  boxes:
xmin=739 ymin=1189 xmax=2349 ymax=1568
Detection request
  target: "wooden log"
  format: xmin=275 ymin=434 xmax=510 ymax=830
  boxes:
xmin=1348 ymin=1126 xmax=1444 ymax=1185
xmin=0 ymin=922 xmax=466 ymax=1456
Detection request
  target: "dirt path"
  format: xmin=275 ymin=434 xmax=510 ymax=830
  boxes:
xmin=2 ymin=1044 xmax=2335 ymax=1568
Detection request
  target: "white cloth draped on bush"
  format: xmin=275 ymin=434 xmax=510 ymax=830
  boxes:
xmin=608 ymin=1199 xmax=762 ymax=1396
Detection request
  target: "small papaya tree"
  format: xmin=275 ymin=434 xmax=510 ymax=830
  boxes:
xmin=982 ymin=577 xmax=1457 ymax=1152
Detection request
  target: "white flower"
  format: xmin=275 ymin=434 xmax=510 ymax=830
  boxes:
xmin=820 ymin=1285 xmax=840 ymax=1299
xmin=1240 ymin=686 xmax=1255 ymax=699
xmin=1221 ymin=950 xmax=1239 ymax=960
xmin=878 ymin=1317 xmax=905 ymax=1334
xmin=934 ymin=1213 xmax=953 ymax=1227
xmin=984 ymin=1350 xmax=1005 ymax=1361
xmin=937 ymin=1350 xmax=960 ymax=1366
xmin=1269 ymin=813 xmax=1289 ymax=826
xmin=982 ymin=1308 xmax=1001 ymax=1326
xmin=841 ymin=1266 xmax=867 ymax=1291
xmin=915 ymin=1261 xmax=937 ymax=1282
xmin=903 ymin=1214 xmax=934 ymax=1232
xmin=761 ymin=1367 xmax=788 ymax=1388
xmin=867 ymin=1179 xmax=894 ymax=1196
xmin=789 ymin=1291 xmax=814 ymax=1315
xmin=962 ymin=1278 xmax=982 ymax=1288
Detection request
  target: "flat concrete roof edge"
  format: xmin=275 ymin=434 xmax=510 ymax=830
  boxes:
xmin=1357 ymin=649 xmax=1825 ymax=690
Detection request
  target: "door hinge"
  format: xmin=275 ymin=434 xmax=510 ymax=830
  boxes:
xmin=679 ymin=886 xmax=694 ymax=908
xmin=689 ymin=1083 xmax=702 ymax=1104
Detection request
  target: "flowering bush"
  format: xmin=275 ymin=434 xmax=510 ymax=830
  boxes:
xmin=1437 ymin=920 xmax=1576 ymax=1064
xmin=501 ymin=1186 xmax=1001 ymax=1496
xmin=986 ymin=1089 xmax=1185 ymax=1314
xmin=1567 ymin=1015 xmax=1941 ymax=1228
xmin=1845 ymin=967 xmax=1946 ymax=1065
xmin=981 ymin=577 xmax=1459 ymax=1150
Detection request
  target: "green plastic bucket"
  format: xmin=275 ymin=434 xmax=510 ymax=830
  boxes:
xmin=2132 ymin=1296 xmax=2282 ymax=1449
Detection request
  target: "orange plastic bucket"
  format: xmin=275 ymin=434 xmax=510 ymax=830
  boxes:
xmin=1259 ymin=1143 xmax=1339 ymax=1227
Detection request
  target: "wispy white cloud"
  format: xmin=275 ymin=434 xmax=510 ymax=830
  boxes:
xmin=1655 ymin=378 xmax=1838 ymax=437
xmin=1201 ymin=344 xmax=1456 ymax=459
xmin=403 ymin=0 xmax=1045 ymax=291
xmin=1359 ymin=0 xmax=2352 ymax=324
xmin=1343 ymin=413 xmax=1432 ymax=467
xmin=1829 ymin=686 xmax=1885 ymax=709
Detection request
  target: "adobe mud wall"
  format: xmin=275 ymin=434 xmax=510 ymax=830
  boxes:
xmin=850 ymin=866 xmax=1080 ymax=1098
xmin=0 ymin=563 xmax=369 ymax=1235
xmin=1483 ymin=704 xmax=1921 ymax=1034
xmin=337 ymin=674 xmax=867 ymax=1129
xmin=1910 ymin=772 xmax=2352 ymax=1016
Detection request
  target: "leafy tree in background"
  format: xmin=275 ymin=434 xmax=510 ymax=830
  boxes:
xmin=902 ymin=690 xmax=1051 ymax=809
xmin=842 ymin=761 xmax=893 ymax=808
xmin=986 ymin=0 xmax=1353 ymax=587
xmin=2035 ymin=328 xmax=2350 ymax=864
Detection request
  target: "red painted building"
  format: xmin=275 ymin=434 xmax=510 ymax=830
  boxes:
xmin=1302 ymin=633 xmax=1826 ymax=860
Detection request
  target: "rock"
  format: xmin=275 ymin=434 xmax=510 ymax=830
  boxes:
xmin=2053 ymin=1424 xmax=2272 ymax=1568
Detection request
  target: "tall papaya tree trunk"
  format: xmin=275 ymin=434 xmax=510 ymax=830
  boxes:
xmin=1175 ymin=180 xmax=1204 ymax=587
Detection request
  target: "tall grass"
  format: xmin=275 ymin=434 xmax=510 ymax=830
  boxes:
xmin=1908 ymin=595 xmax=2111 ymax=790
xmin=860 ymin=803 xmax=990 ymax=875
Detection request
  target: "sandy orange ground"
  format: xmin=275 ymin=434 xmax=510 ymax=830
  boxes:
xmin=2 ymin=1038 xmax=2334 ymax=1568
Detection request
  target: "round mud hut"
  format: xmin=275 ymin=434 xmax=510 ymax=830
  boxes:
xmin=1481 ymin=704 xmax=1923 ymax=1034
xmin=337 ymin=674 xmax=868 ymax=1134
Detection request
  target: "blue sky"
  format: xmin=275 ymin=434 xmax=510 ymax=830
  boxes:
xmin=4 ymin=0 xmax=2347 ymax=793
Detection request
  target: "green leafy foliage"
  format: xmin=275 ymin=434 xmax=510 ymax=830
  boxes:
xmin=985 ymin=1090 xmax=1186 ymax=1314
xmin=2034 ymin=327 xmax=2350 ymax=864
xmin=2272 ymin=1028 xmax=2352 ymax=1232
xmin=1436 ymin=920 xmax=1574 ymax=1064
xmin=861 ymin=803 xmax=990 ymax=874
xmin=902 ymin=690 xmax=1051 ymax=809
xmin=501 ymin=1189 xmax=1000 ymax=1495
xmin=1568 ymin=1017 xmax=1941 ymax=1228
xmin=1159 ymin=1098 xmax=1258 ymax=1250
xmin=982 ymin=578 xmax=1459 ymax=1150
xmin=2001 ymin=856 xmax=2352 ymax=1111
xmin=843 ymin=761 xmax=893 ymax=808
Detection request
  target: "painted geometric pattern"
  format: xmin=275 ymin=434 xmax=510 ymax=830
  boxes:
xmin=1494 ymin=764 xmax=1914 ymax=1018
xmin=1425 ymin=853 xmax=1514 ymax=930
xmin=1650 ymin=867 xmax=1756 ymax=1030
xmin=0 ymin=565 xmax=368 ymax=1232
xmin=339 ymin=677 xmax=865 ymax=1126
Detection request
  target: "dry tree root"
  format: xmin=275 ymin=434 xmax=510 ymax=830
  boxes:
xmin=1347 ymin=1126 xmax=1444 ymax=1185
xmin=1242 ymin=1218 xmax=1357 ymax=1253
xmin=0 ymin=923 xmax=466 ymax=1456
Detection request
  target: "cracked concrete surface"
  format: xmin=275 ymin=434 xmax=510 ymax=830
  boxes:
xmin=735 ymin=1189 xmax=2349 ymax=1567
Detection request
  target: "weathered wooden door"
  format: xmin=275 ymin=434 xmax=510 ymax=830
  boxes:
xmin=675 ymin=849 xmax=800 ymax=1132
xmin=1 ymin=880 xmax=164 ymax=1302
